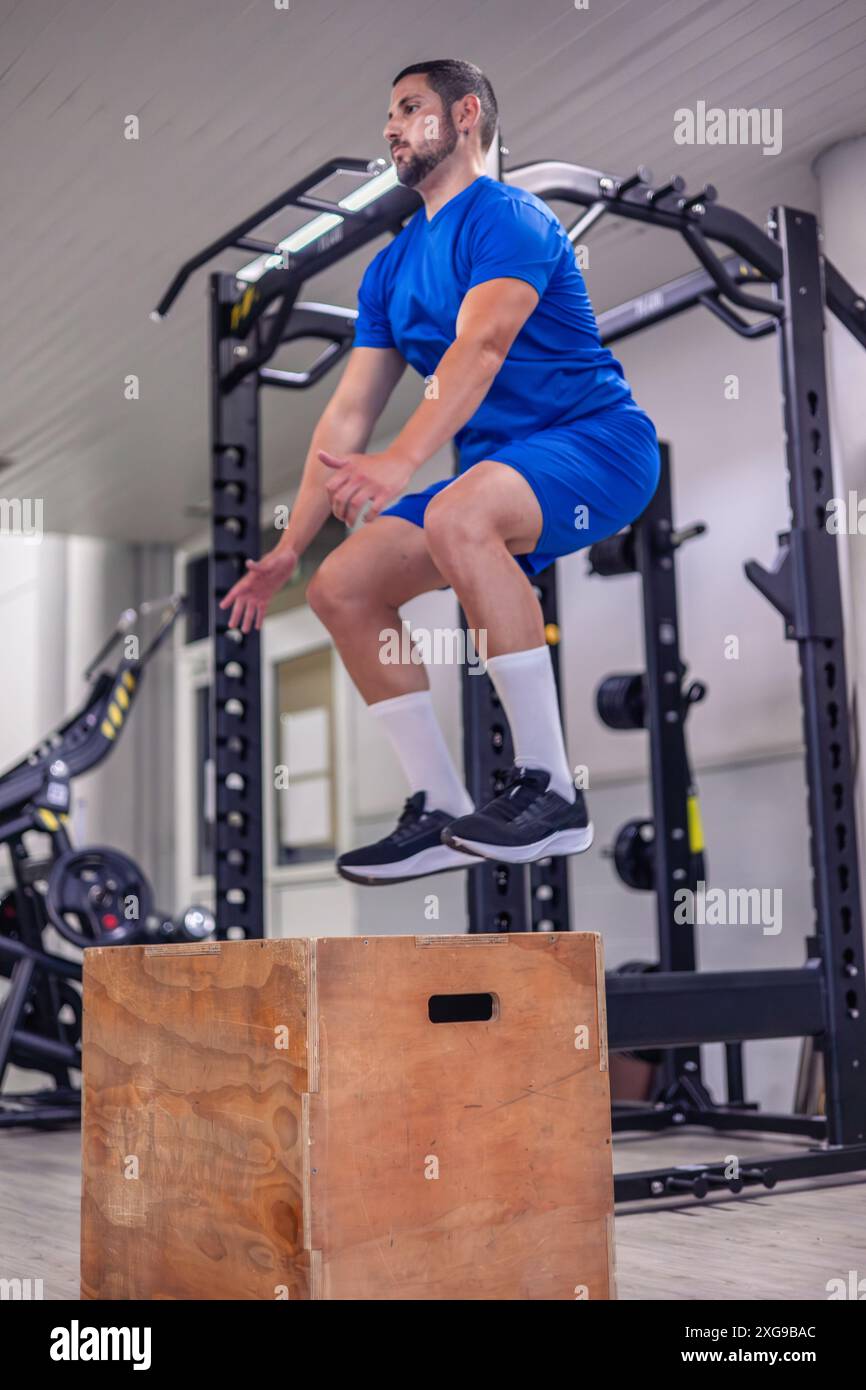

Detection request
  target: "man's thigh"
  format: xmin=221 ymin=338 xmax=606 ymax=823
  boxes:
xmin=427 ymin=460 xmax=544 ymax=556
xmin=326 ymin=514 xmax=446 ymax=606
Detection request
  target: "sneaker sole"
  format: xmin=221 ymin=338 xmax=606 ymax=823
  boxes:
xmin=337 ymin=842 xmax=480 ymax=886
xmin=443 ymin=823 xmax=594 ymax=864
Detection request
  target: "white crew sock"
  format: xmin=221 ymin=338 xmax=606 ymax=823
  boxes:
xmin=368 ymin=690 xmax=474 ymax=818
xmin=484 ymin=645 xmax=576 ymax=803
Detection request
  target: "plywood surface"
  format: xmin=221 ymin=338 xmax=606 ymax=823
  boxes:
xmin=81 ymin=938 xmax=309 ymax=1300
xmin=309 ymin=932 xmax=614 ymax=1299
xmin=79 ymin=933 xmax=613 ymax=1300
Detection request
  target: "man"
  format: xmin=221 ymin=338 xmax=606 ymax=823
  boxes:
xmin=221 ymin=59 xmax=660 ymax=885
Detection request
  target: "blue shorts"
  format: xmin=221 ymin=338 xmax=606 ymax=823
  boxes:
xmin=382 ymin=403 xmax=661 ymax=576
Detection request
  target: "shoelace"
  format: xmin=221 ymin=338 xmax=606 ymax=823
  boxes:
xmin=390 ymin=793 xmax=430 ymax=844
xmin=482 ymin=768 xmax=548 ymax=824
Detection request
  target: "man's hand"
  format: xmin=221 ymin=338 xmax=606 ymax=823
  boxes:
xmin=219 ymin=545 xmax=299 ymax=634
xmin=319 ymin=449 xmax=415 ymax=527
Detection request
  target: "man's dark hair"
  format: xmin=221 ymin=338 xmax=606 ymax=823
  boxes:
xmin=392 ymin=59 xmax=498 ymax=152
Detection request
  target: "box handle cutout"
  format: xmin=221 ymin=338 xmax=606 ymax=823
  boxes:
xmin=428 ymin=992 xmax=498 ymax=1024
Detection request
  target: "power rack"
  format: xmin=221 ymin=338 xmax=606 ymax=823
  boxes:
xmin=157 ymin=154 xmax=866 ymax=1200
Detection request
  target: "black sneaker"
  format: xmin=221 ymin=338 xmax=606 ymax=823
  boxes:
xmin=336 ymin=791 xmax=480 ymax=886
xmin=442 ymin=766 xmax=593 ymax=863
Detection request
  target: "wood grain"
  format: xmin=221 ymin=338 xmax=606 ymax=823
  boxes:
xmin=81 ymin=938 xmax=309 ymax=1300
xmin=309 ymin=932 xmax=614 ymax=1300
xmin=80 ymin=932 xmax=614 ymax=1300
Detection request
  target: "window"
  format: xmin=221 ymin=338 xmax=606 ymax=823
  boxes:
xmin=273 ymin=647 xmax=336 ymax=865
xmin=184 ymin=554 xmax=210 ymax=645
xmin=195 ymin=685 xmax=216 ymax=877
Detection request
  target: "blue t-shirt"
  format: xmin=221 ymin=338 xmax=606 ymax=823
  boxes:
xmin=353 ymin=175 xmax=635 ymax=465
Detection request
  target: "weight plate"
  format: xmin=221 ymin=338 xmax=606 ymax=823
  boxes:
xmin=45 ymin=847 xmax=153 ymax=950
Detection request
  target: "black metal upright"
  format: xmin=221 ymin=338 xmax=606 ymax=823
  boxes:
xmin=746 ymin=208 xmax=866 ymax=1145
xmin=160 ymin=160 xmax=417 ymax=941
xmin=461 ymin=566 xmax=571 ymax=935
xmin=528 ymin=568 xmax=572 ymax=934
xmin=461 ymin=642 xmax=529 ymax=934
xmin=589 ymin=445 xmax=706 ymax=1095
xmin=209 ymin=273 xmax=265 ymax=938
xmin=632 ymin=448 xmax=702 ymax=1088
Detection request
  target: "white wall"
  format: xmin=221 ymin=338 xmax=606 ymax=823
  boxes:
xmin=0 ymin=534 xmax=67 ymax=775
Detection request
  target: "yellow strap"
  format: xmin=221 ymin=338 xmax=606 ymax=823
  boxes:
xmin=231 ymin=286 xmax=256 ymax=331
xmin=687 ymin=793 xmax=704 ymax=854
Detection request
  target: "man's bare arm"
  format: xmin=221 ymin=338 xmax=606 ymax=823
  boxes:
xmin=221 ymin=344 xmax=405 ymax=631
xmin=283 ymin=345 xmax=406 ymax=554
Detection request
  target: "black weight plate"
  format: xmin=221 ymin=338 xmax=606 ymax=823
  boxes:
xmin=46 ymin=848 xmax=153 ymax=950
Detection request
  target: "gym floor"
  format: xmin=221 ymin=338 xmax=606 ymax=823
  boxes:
xmin=2 ymin=1127 xmax=862 ymax=1301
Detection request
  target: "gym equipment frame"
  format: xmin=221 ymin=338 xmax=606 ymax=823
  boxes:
xmin=0 ymin=596 xmax=209 ymax=1127
xmin=587 ymin=442 xmax=709 ymax=1100
xmin=157 ymin=155 xmax=866 ymax=1200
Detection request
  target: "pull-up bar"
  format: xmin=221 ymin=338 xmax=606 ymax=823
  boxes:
xmin=505 ymin=160 xmax=866 ymax=351
xmin=156 ymin=156 xmax=866 ymax=395
xmin=152 ymin=157 xmax=417 ymax=321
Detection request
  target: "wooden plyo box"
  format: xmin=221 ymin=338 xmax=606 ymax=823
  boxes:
xmin=81 ymin=932 xmax=615 ymax=1300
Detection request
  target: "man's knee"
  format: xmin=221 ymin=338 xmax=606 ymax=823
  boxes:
xmin=308 ymin=542 xmax=404 ymax=626
xmin=424 ymin=491 xmax=486 ymax=567
xmin=307 ymin=552 xmax=356 ymax=625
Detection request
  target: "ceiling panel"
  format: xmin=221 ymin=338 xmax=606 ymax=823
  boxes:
xmin=0 ymin=0 xmax=864 ymax=541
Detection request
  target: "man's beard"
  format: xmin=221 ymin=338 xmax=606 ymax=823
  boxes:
xmin=393 ymin=115 xmax=459 ymax=188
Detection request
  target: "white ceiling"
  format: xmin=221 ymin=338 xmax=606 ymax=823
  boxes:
xmin=1 ymin=0 xmax=865 ymax=543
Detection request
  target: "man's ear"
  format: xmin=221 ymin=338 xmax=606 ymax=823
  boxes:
xmin=457 ymin=93 xmax=482 ymax=135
